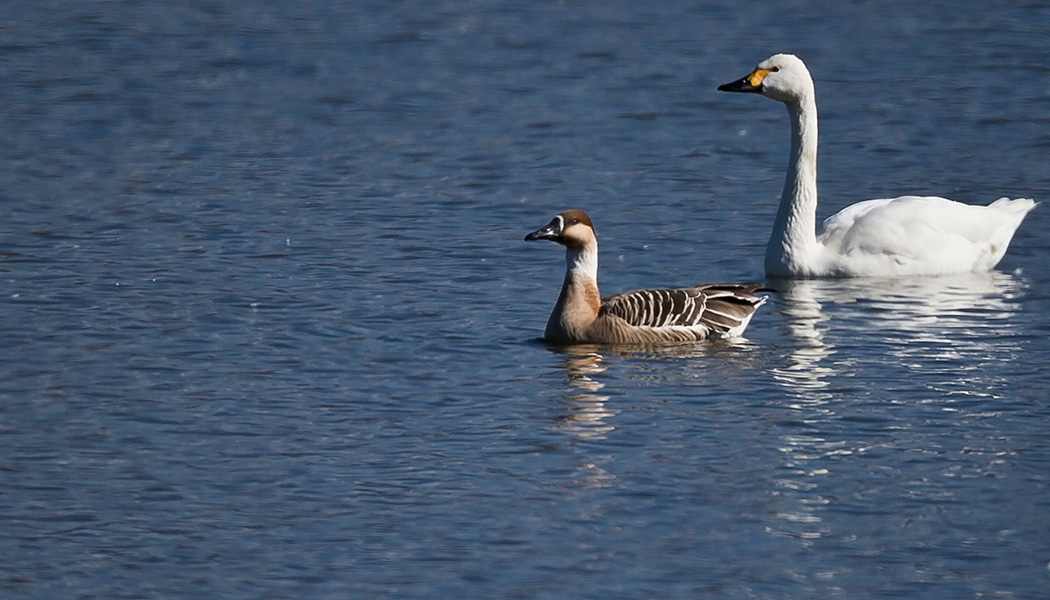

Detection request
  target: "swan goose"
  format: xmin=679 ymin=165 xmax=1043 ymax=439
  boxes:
xmin=718 ymin=53 xmax=1036 ymax=278
xmin=524 ymin=209 xmax=768 ymax=344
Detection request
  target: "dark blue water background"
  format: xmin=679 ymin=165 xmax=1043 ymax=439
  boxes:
xmin=2 ymin=1 xmax=1049 ymax=598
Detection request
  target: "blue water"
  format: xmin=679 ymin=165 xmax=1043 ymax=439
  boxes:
xmin=2 ymin=1 xmax=1049 ymax=598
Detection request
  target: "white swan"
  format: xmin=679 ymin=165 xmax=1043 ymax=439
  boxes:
xmin=718 ymin=53 xmax=1036 ymax=278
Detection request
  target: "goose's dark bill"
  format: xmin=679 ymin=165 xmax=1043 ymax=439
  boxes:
xmin=524 ymin=216 xmax=563 ymax=242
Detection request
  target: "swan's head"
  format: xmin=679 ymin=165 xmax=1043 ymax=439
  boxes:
xmin=718 ymin=53 xmax=814 ymax=104
xmin=524 ymin=209 xmax=596 ymax=250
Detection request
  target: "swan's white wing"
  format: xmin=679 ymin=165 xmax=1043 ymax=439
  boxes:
xmin=818 ymin=196 xmax=1033 ymax=274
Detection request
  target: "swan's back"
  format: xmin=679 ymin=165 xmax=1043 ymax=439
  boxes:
xmin=818 ymin=196 xmax=1036 ymax=276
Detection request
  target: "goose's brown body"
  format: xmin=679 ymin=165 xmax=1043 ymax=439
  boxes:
xmin=525 ymin=210 xmax=768 ymax=344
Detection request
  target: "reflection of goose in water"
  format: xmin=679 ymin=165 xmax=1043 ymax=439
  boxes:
xmin=599 ymin=339 xmax=767 ymax=391
xmin=554 ymin=344 xmax=617 ymax=442
xmin=550 ymin=345 xmax=618 ymax=489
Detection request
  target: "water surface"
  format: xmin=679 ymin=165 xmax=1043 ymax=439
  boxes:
xmin=2 ymin=1 xmax=1049 ymax=598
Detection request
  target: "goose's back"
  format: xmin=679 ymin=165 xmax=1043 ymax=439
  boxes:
xmin=597 ymin=283 xmax=767 ymax=342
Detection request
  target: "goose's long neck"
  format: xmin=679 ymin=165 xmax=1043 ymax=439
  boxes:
xmin=546 ymin=243 xmax=601 ymax=340
xmin=768 ymin=96 xmax=820 ymax=274
xmin=566 ymin=243 xmax=598 ymax=285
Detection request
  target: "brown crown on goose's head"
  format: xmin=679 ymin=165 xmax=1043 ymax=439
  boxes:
xmin=558 ymin=209 xmax=593 ymax=230
xmin=524 ymin=209 xmax=596 ymax=247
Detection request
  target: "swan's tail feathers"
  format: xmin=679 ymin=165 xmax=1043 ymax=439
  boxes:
xmin=989 ymin=197 xmax=1037 ymax=215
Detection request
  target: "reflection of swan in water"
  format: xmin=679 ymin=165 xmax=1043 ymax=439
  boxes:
xmin=769 ymin=280 xmax=837 ymax=398
xmin=836 ymin=272 xmax=1026 ymax=401
xmin=771 ymin=270 xmax=1026 ymax=397
xmin=765 ymin=271 xmax=1027 ymax=540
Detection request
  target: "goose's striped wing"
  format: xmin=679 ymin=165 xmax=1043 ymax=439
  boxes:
xmin=601 ymin=283 xmax=768 ymax=337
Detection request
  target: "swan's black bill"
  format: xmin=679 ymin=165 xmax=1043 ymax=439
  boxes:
xmin=718 ymin=76 xmax=761 ymax=93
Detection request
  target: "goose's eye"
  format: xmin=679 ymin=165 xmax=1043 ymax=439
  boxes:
xmin=770 ymin=66 xmax=780 ymax=73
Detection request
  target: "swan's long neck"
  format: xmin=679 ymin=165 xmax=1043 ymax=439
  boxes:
xmin=768 ymin=96 xmax=820 ymax=275
xmin=545 ymin=243 xmax=601 ymax=340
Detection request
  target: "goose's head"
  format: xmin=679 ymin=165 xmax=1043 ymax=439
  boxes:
xmin=718 ymin=53 xmax=814 ymax=104
xmin=524 ymin=209 xmax=596 ymax=249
